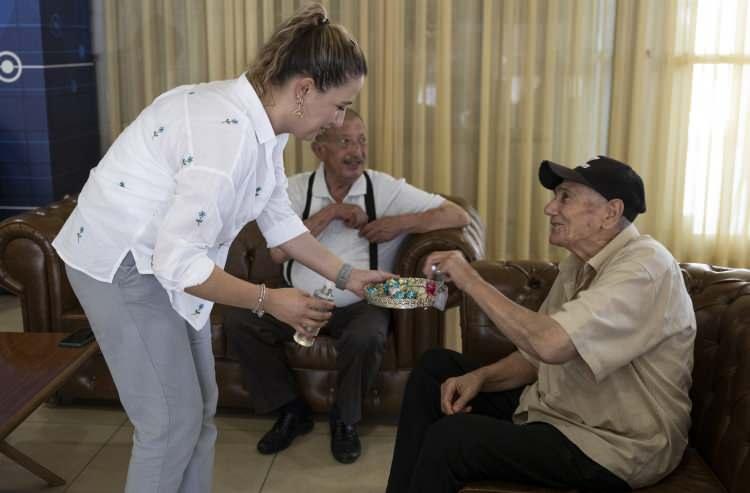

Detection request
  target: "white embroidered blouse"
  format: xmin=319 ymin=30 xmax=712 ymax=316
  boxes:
xmin=53 ymin=74 xmax=307 ymax=330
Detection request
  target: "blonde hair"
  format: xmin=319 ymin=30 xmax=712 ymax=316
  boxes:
xmin=248 ymin=3 xmax=367 ymax=101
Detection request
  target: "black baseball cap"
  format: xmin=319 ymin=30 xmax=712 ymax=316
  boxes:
xmin=539 ymin=155 xmax=646 ymax=222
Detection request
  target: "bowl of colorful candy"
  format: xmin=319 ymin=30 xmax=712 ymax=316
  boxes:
xmin=364 ymin=277 xmax=444 ymax=309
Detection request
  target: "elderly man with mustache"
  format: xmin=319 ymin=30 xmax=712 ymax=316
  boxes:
xmin=224 ymin=109 xmax=470 ymax=464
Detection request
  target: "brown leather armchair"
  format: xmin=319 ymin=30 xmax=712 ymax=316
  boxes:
xmin=459 ymin=260 xmax=750 ymax=493
xmin=0 ymin=194 xmax=485 ymax=415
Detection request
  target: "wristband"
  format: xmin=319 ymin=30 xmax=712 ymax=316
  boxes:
xmin=335 ymin=263 xmax=353 ymax=290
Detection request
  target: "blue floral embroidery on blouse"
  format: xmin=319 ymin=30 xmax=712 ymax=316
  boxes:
xmin=196 ymin=210 xmax=207 ymax=225
xmin=193 ymin=303 xmax=204 ymax=316
xmin=255 ymin=187 xmax=262 ymax=197
xmin=182 ymin=155 xmax=193 ymax=167
xmin=222 ymin=118 xmax=239 ymax=125
xmin=119 ymin=181 xmax=125 ymax=188
xmin=152 ymin=126 xmax=165 ymax=138
xmin=76 ymin=226 xmax=84 ymax=243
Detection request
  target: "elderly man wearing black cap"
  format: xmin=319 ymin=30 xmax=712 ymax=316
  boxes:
xmin=386 ymin=156 xmax=696 ymax=493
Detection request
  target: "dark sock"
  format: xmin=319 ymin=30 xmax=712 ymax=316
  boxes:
xmin=330 ymin=404 xmax=356 ymax=426
xmin=280 ymin=397 xmax=310 ymax=417
xmin=329 ymin=403 xmax=340 ymax=422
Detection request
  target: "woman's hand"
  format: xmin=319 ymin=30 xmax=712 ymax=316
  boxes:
xmin=346 ymin=268 xmax=395 ymax=297
xmin=440 ymin=370 xmax=485 ymax=415
xmin=422 ymin=250 xmax=480 ymax=291
xmin=264 ymin=287 xmax=334 ymax=335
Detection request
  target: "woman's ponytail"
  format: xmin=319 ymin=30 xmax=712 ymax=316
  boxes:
xmin=248 ymin=3 xmax=367 ymax=100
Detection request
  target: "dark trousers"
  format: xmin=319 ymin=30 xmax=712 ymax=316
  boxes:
xmin=224 ymin=300 xmax=389 ymax=425
xmin=386 ymin=349 xmax=631 ymax=493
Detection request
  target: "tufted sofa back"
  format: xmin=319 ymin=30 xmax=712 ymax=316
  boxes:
xmin=0 ymin=194 xmax=486 ymax=413
xmin=679 ymin=263 xmax=750 ymax=492
xmin=461 ymin=260 xmax=750 ymax=493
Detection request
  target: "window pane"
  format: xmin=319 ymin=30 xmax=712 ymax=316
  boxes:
xmin=695 ymin=0 xmax=739 ymax=55
xmin=684 ymin=61 xmax=749 ymax=235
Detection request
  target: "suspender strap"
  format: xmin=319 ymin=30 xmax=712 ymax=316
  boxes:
xmin=285 ymin=171 xmax=378 ymax=285
xmin=363 ymin=172 xmax=378 ymax=270
xmin=302 ymin=171 xmax=316 ymax=220
xmin=285 ymin=172 xmax=316 ymax=285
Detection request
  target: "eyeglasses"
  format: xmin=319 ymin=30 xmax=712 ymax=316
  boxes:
xmin=331 ymin=136 xmax=368 ymax=149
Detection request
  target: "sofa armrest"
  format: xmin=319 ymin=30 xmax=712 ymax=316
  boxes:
xmin=0 ymin=195 xmax=79 ymax=332
xmin=391 ymin=196 xmax=486 ymax=368
xmin=460 ymin=260 xmax=559 ymax=367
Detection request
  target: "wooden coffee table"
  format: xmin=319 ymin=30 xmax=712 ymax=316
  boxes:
xmin=0 ymin=332 xmax=99 ymax=486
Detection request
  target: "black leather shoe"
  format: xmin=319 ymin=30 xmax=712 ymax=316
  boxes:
xmin=330 ymin=417 xmax=361 ymax=464
xmin=257 ymin=411 xmax=314 ymax=455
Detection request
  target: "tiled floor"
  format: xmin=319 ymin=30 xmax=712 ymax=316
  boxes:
xmin=0 ymin=295 xmax=397 ymax=492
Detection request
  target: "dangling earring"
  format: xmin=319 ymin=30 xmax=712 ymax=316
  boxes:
xmin=294 ymin=94 xmax=304 ymax=118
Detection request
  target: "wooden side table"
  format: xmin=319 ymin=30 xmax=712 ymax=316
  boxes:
xmin=0 ymin=332 xmax=99 ymax=486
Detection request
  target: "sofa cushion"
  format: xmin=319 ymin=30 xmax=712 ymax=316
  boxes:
xmin=459 ymin=449 xmax=726 ymax=493
xmin=637 ymin=449 xmax=727 ymax=492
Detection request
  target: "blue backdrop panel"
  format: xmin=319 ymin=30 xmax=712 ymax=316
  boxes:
xmin=0 ymin=0 xmax=100 ymax=220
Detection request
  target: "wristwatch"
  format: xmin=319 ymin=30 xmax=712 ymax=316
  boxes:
xmin=335 ymin=263 xmax=353 ymax=290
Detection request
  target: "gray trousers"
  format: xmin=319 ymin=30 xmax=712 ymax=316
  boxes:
xmin=224 ymin=301 xmax=389 ymax=425
xmin=66 ymin=253 xmax=218 ymax=493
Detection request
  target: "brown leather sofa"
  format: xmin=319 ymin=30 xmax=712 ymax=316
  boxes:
xmin=0 ymin=194 xmax=485 ymax=415
xmin=459 ymin=260 xmax=750 ymax=493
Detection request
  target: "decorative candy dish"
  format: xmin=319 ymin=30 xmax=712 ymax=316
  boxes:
xmin=364 ymin=277 xmax=444 ymax=309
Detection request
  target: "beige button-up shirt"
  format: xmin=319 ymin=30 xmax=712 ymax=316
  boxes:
xmin=513 ymin=224 xmax=696 ymax=488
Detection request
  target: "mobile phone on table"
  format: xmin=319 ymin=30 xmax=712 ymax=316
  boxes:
xmin=58 ymin=327 xmax=95 ymax=347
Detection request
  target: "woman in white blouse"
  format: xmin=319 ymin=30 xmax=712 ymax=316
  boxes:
xmin=52 ymin=4 xmax=388 ymax=492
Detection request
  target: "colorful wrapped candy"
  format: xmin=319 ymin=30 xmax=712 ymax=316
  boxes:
xmin=363 ymin=277 xmax=446 ymax=309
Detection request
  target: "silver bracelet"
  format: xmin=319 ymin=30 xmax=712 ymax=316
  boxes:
xmin=335 ymin=263 xmax=353 ymax=290
xmin=252 ymin=283 xmax=266 ymax=317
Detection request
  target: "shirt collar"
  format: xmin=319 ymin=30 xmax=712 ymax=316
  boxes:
xmin=234 ymin=73 xmax=277 ymax=145
xmin=559 ymin=223 xmax=640 ymax=276
xmin=587 ymin=223 xmax=640 ymax=273
xmin=312 ymin=162 xmax=368 ymax=199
